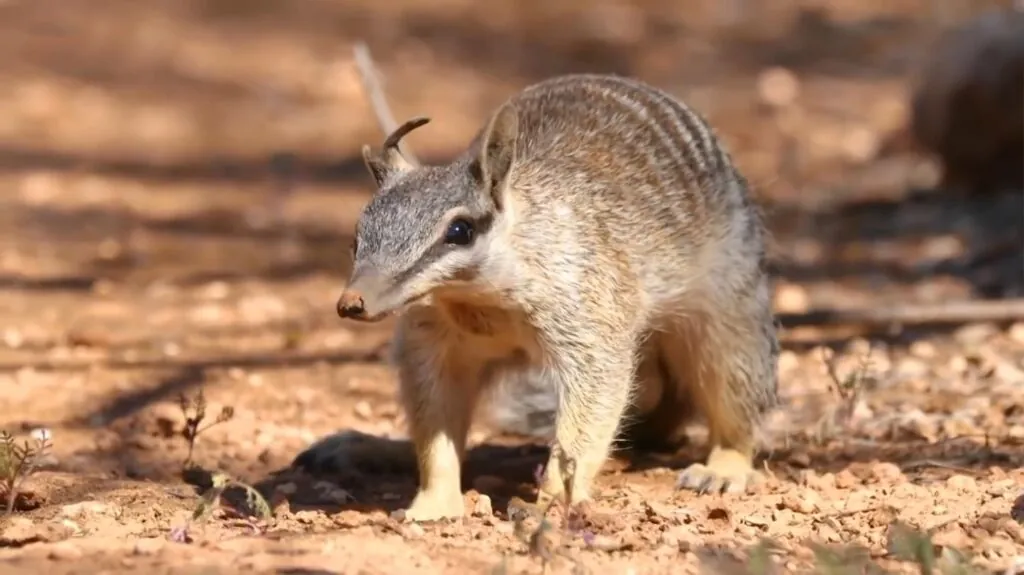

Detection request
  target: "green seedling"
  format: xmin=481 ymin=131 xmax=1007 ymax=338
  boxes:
xmin=0 ymin=429 xmax=52 ymax=515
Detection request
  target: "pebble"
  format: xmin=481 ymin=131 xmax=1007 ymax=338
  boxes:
xmin=1008 ymin=322 xmax=1024 ymax=345
xmin=946 ymin=474 xmax=978 ymax=491
xmin=472 ymin=494 xmax=493 ymax=517
xmin=0 ymin=517 xmax=39 ymax=544
xmin=400 ymin=523 xmax=425 ymax=539
xmin=293 ymin=510 xmax=320 ymax=524
xmin=757 ymin=67 xmax=800 ymax=108
xmin=353 ymin=401 xmax=373 ymax=420
xmin=868 ymin=462 xmax=905 ymax=484
xmin=953 ymin=322 xmax=997 ymax=346
xmin=908 ymin=340 xmax=937 ymax=359
xmin=781 ymin=491 xmax=819 ymax=514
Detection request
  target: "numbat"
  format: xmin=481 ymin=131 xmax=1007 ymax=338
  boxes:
xmin=910 ymin=8 xmax=1024 ymax=195
xmin=308 ymin=74 xmax=779 ymax=522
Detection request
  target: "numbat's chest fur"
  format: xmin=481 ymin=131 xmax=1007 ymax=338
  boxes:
xmin=434 ymin=290 xmax=542 ymax=362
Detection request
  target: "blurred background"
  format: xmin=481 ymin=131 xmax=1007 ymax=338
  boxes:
xmin=0 ymin=0 xmax=1020 ymax=307
xmin=0 ymin=0 xmax=1019 ymax=324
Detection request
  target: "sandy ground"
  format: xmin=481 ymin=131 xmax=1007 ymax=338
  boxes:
xmin=0 ymin=0 xmax=1022 ymax=573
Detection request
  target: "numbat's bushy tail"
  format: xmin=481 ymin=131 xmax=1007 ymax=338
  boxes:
xmin=910 ymin=8 xmax=1024 ymax=194
xmin=299 ymin=74 xmax=780 ymax=522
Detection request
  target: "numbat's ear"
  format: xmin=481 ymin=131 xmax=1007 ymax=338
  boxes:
xmin=362 ymin=117 xmax=431 ymax=188
xmin=471 ymin=103 xmax=519 ymax=210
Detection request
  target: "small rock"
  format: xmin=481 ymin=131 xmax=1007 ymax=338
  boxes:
xmin=896 ymin=357 xmax=930 ymax=377
xmin=781 ymin=492 xmax=818 ymax=514
xmin=946 ymin=474 xmax=978 ymax=491
xmin=586 ymin=533 xmax=627 ymax=551
xmin=931 ymin=526 xmax=971 ymax=549
xmin=0 ymin=517 xmax=39 ymax=545
xmin=987 ymin=479 xmax=1017 ymax=497
xmin=815 ymin=523 xmax=842 ymax=542
xmin=948 ymin=354 xmax=970 ymax=374
xmin=773 ymin=283 xmax=809 ymax=313
xmin=954 ymin=322 xmax=997 ymax=346
xmin=868 ymin=462 xmax=905 ymax=484
xmin=908 ymin=341 xmax=938 ymax=359
xmin=494 ymin=522 xmax=515 ymax=535
xmin=850 ymin=399 xmax=875 ymax=424
xmin=840 ymin=125 xmax=880 ymax=164
xmin=293 ymin=510 xmax=320 ymax=524
xmin=743 ymin=513 xmax=770 ymax=527
xmin=60 ymin=520 xmax=81 ymax=536
xmin=1008 ymin=322 xmax=1024 ymax=345
xmin=400 ymin=523 xmax=425 ymax=539
xmin=472 ymin=494 xmax=493 ymax=517
xmin=778 ymin=350 xmax=800 ymax=374
xmin=353 ymin=401 xmax=373 ymax=420
xmin=787 ymin=451 xmax=811 ymax=468
xmin=642 ymin=500 xmax=677 ymax=523
xmin=47 ymin=541 xmax=83 ymax=560
xmin=757 ymin=67 xmax=800 ymax=108
xmin=800 ymin=471 xmax=836 ymax=491
xmin=898 ymin=409 xmax=939 ymax=442
xmin=834 ymin=470 xmax=860 ymax=489
xmin=269 ymin=490 xmax=292 ymax=517
xmin=61 ymin=501 xmax=117 ymax=519
xmin=2 ymin=328 xmax=23 ymax=348
xmin=1 ymin=517 xmax=71 ymax=546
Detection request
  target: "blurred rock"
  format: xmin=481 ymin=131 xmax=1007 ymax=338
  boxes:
xmin=773 ymin=283 xmax=810 ymax=313
xmin=757 ymin=67 xmax=800 ymax=109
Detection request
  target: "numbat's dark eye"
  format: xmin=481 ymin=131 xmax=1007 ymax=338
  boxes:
xmin=444 ymin=218 xmax=474 ymax=246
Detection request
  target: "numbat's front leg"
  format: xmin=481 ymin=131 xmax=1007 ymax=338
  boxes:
xmin=536 ymin=314 xmax=640 ymax=510
xmin=391 ymin=313 xmax=485 ymax=522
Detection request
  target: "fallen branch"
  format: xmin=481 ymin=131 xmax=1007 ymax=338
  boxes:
xmin=352 ymin=41 xmax=420 ymax=164
xmin=777 ymin=298 xmax=1024 ymax=329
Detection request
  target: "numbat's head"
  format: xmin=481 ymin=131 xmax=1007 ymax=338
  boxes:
xmin=336 ymin=107 xmax=519 ymax=322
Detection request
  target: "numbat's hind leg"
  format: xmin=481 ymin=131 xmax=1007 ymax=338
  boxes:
xmin=661 ymin=299 xmax=778 ymax=494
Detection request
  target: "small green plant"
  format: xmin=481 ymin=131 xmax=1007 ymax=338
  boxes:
xmin=170 ymin=389 xmax=272 ymax=543
xmin=170 ymin=470 xmax=272 ymax=543
xmin=178 ymin=389 xmax=235 ymax=468
xmin=0 ymin=429 xmax=52 ymax=515
xmin=501 ymin=463 xmax=594 ymax=574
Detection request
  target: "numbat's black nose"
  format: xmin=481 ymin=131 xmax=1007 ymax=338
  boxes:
xmin=336 ymin=290 xmax=366 ymax=319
